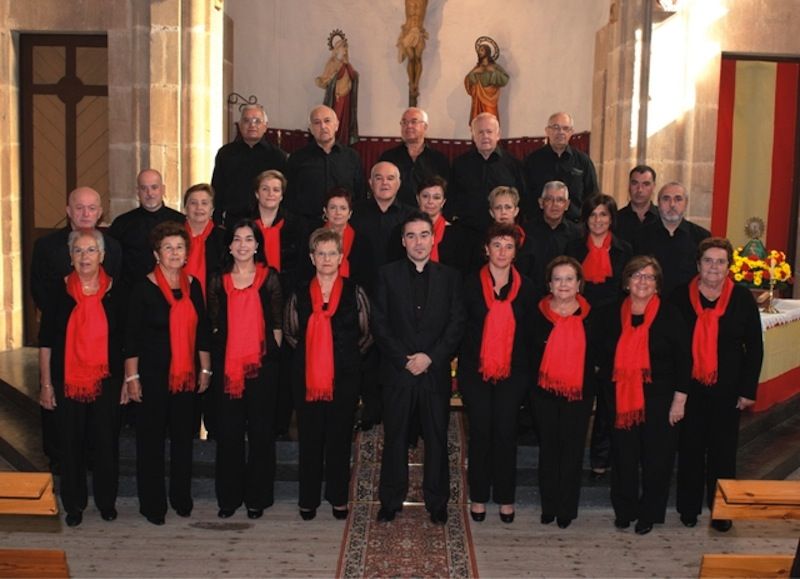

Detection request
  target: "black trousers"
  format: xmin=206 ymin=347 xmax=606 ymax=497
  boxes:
xmin=273 ymin=343 xmax=295 ymax=434
xmin=589 ymin=374 xmax=613 ymax=470
xmin=135 ymin=382 xmax=196 ymax=519
xmin=379 ymin=374 xmax=450 ymax=512
xmin=294 ymin=372 xmax=359 ymax=510
xmin=676 ymin=388 xmax=740 ymax=517
xmin=54 ymin=382 xmax=120 ymax=515
xmin=359 ymin=346 xmax=382 ymax=424
xmin=214 ymin=363 xmax=278 ymax=511
xmin=533 ymin=388 xmax=593 ymax=520
xmin=460 ymin=370 xmax=529 ymax=504
xmin=41 ymin=407 xmax=60 ymax=472
xmin=611 ymin=392 xmax=678 ymax=524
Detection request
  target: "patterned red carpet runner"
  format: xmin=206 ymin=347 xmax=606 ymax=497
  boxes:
xmin=336 ymin=412 xmax=479 ymax=577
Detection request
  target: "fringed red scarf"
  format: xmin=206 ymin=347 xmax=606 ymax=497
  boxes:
xmin=184 ymin=220 xmax=214 ymax=299
xmin=478 ymin=265 xmax=521 ymax=382
xmin=613 ymin=295 xmax=660 ymax=428
xmin=223 ymin=265 xmax=269 ymax=398
xmin=582 ymin=234 xmax=612 ymax=283
xmin=305 ymin=275 xmax=344 ymax=402
xmin=537 ymin=294 xmax=591 ymax=400
xmin=64 ymin=268 xmax=111 ymax=402
xmin=256 ymin=217 xmax=284 ymax=272
xmin=689 ymin=275 xmax=733 ymax=386
xmin=430 ymin=214 xmax=447 ymax=263
xmin=327 ymin=223 xmax=355 ymax=278
xmin=154 ymin=266 xmax=198 ymax=393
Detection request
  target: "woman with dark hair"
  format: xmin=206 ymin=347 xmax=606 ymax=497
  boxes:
xmin=415 ymin=176 xmax=472 ymax=274
xmin=610 ymin=255 xmax=690 ymax=535
xmin=208 ymin=219 xmax=283 ymax=519
xmin=459 ymin=223 xmax=537 ymax=524
xmin=532 ymin=256 xmax=595 ymax=529
xmin=565 ymin=194 xmax=632 ymax=480
xmin=671 ymin=237 xmax=763 ymax=532
xmin=284 ymin=228 xmax=372 ymax=520
xmin=182 ymin=183 xmax=225 ymax=301
xmin=322 ymin=187 xmax=374 ymax=293
xmin=487 ymin=185 xmax=535 ymax=278
xmin=125 ymin=221 xmax=211 ymax=525
xmin=39 ymin=230 xmax=122 ymax=527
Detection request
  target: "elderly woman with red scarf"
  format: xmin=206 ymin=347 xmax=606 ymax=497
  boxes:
xmin=207 ymin=219 xmax=283 ymax=520
xmin=124 ymin=221 xmax=211 ymax=525
xmin=284 ymin=228 xmax=372 ymax=520
xmin=531 ymin=256 xmax=595 ymax=529
xmin=671 ymin=237 xmax=763 ymax=533
xmin=610 ymin=255 xmax=690 ymax=535
xmin=39 ymin=230 xmax=122 ymax=527
xmin=459 ymin=223 xmax=537 ymax=524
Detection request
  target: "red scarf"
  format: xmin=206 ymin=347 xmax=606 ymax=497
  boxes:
xmin=582 ymin=234 xmax=613 ymax=283
xmin=689 ymin=275 xmax=733 ymax=386
xmin=515 ymin=224 xmax=526 ymax=247
xmin=64 ymin=269 xmax=111 ymax=402
xmin=430 ymin=214 xmax=447 ymax=263
xmin=478 ymin=265 xmax=521 ymax=382
xmin=223 ymin=266 xmax=269 ymax=398
xmin=153 ymin=266 xmax=198 ymax=393
xmin=613 ymin=295 xmax=660 ymax=429
xmin=538 ymin=294 xmax=591 ymax=400
xmin=256 ymin=217 xmax=284 ymax=272
xmin=184 ymin=220 xmax=214 ymax=299
xmin=327 ymin=223 xmax=355 ymax=278
xmin=305 ymin=275 xmax=344 ymax=402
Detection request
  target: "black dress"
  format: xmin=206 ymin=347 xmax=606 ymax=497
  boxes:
xmin=39 ymin=278 xmax=122 ymax=518
xmin=124 ymin=276 xmax=210 ymax=521
xmin=207 ymin=268 xmax=283 ymax=513
xmin=671 ymin=282 xmax=763 ymax=519
xmin=458 ymin=268 xmax=537 ymax=505
xmin=284 ymin=277 xmax=372 ymax=510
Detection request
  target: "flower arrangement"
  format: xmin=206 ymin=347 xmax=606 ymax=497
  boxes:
xmin=730 ymin=247 xmax=793 ymax=289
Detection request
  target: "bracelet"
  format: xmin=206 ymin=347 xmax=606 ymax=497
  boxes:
xmin=200 ymin=369 xmax=213 ymax=376
xmin=124 ymin=374 xmax=140 ymax=383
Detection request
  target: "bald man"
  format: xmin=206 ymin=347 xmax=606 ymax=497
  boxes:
xmin=285 ymin=105 xmax=365 ymax=226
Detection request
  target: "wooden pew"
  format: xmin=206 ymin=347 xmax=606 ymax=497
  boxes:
xmin=699 ymin=480 xmax=800 ymax=577
xmin=0 ymin=549 xmax=69 ymax=578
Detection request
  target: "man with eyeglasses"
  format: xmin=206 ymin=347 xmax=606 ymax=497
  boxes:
xmin=616 ymin=164 xmax=660 ymax=245
xmin=211 ymin=104 xmax=288 ymax=227
xmin=524 ymin=112 xmax=599 ymax=222
xmin=523 ymin=180 xmax=580 ymax=291
xmin=285 ymin=105 xmax=365 ymax=227
xmin=633 ymin=181 xmax=710 ymax=297
xmin=378 ymin=108 xmax=450 ymax=207
xmin=30 ymin=186 xmax=122 ymax=474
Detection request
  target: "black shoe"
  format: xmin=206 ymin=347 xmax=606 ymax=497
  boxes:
xmin=590 ymin=468 xmax=607 ymax=481
xmin=247 ymin=508 xmax=263 ymax=520
xmin=299 ymin=508 xmax=317 ymax=521
xmin=175 ymin=507 xmax=192 ymax=518
xmin=680 ymin=513 xmax=698 ymax=527
xmin=430 ymin=507 xmax=448 ymax=525
xmin=218 ymin=508 xmax=236 ymax=519
xmin=470 ymin=509 xmax=486 ymax=522
xmin=711 ymin=519 xmax=733 ymax=532
xmin=332 ymin=507 xmax=349 ymax=520
xmin=499 ymin=511 xmax=515 ymax=524
xmin=100 ymin=508 xmax=117 ymax=521
xmin=540 ymin=513 xmax=555 ymax=525
xmin=146 ymin=515 xmax=165 ymax=526
xmin=614 ymin=518 xmax=630 ymax=529
xmin=634 ymin=520 xmax=653 ymax=535
xmin=557 ymin=517 xmax=572 ymax=529
xmin=376 ymin=506 xmax=399 ymax=522
xmin=65 ymin=511 xmax=83 ymax=527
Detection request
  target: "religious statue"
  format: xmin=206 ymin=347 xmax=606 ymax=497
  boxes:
xmin=397 ymin=0 xmax=429 ymax=107
xmin=742 ymin=217 xmax=768 ymax=259
xmin=316 ymin=29 xmax=359 ymax=145
xmin=464 ymin=36 xmax=510 ymax=125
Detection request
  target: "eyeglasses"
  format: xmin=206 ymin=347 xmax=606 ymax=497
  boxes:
xmin=631 ymin=272 xmax=657 ymax=282
xmin=71 ymin=246 xmax=100 ymax=256
xmin=400 ymin=119 xmax=424 ymax=127
xmin=546 ymin=124 xmax=573 ymax=133
xmin=241 ymin=117 xmax=264 ymax=126
xmin=701 ymin=257 xmax=728 ymax=267
xmin=542 ymin=196 xmax=568 ymax=205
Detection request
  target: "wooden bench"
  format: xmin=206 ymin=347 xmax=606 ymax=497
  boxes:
xmin=699 ymin=480 xmax=800 ymax=577
xmin=0 ymin=472 xmax=58 ymax=515
xmin=0 ymin=549 xmax=69 ymax=578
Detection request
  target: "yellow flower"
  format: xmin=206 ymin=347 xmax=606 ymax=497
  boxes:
xmin=734 ymin=273 xmax=743 ymax=282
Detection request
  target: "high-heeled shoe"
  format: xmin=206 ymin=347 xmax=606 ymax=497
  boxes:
xmin=332 ymin=506 xmax=349 ymax=520
xmin=499 ymin=510 xmax=515 ymax=524
xmin=470 ymin=509 xmax=486 ymax=522
xmin=299 ymin=508 xmax=317 ymax=521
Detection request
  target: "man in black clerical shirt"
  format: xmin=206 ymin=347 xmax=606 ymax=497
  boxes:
xmin=524 ymin=111 xmax=598 ymax=222
xmin=211 ymin=104 xmax=288 ymax=227
xmin=284 ymin=105 xmax=365 ymax=226
xmin=616 ymin=164 xmax=660 ymax=245
xmin=448 ymin=112 xmax=525 ymax=232
xmin=378 ymin=107 xmax=450 ymax=207
xmin=634 ymin=181 xmax=710 ymax=297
